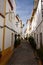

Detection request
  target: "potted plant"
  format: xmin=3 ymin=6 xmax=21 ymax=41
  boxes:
xmin=28 ymin=36 xmax=36 ymax=50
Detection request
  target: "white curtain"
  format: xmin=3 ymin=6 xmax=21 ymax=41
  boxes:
xmin=0 ymin=0 xmax=4 ymax=15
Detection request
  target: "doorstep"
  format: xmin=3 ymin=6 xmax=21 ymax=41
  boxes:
xmin=0 ymin=47 xmax=13 ymax=65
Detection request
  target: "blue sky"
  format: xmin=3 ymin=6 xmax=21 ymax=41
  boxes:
xmin=16 ymin=0 xmax=34 ymax=25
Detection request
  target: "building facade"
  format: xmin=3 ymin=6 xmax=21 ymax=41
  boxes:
xmin=24 ymin=19 xmax=32 ymax=38
xmin=24 ymin=0 xmax=43 ymax=49
xmin=30 ymin=0 xmax=43 ymax=49
xmin=0 ymin=0 xmax=16 ymax=54
xmin=15 ymin=15 xmax=23 ymax=37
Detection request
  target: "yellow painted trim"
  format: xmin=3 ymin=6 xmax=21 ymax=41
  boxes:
xmin=2 ymin=47 xmax=11 ymax=56
xmin=2 ymin=0 xmax=6 ymax=51
xmin=0 ymin=47 xmax=13 ymax=65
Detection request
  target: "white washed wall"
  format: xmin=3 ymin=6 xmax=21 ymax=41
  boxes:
xmin=14 ymin=17 xmax=21 ymax=34
xmin=0 ymin=0 xmax=4 ymax=15
xmin=0 ymin=16 xmax=4 ymax=51
xmin=25 ymin=21 xmax=30 ymax=37
xmin=4 ymin=1 xmax=14 ymax=49
xmin=31 ymin=0 xmax=42 ymax=49
xmin=4 ymin=28 xmax=11 ymax=49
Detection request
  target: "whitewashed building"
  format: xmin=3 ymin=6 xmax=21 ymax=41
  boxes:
xmin=30 ymin=0 xmax=43 ymax=49
xmin=24 ymin=0 xmax=43 ymax=49
xmin=0 ymin=0 xmax=16 ymax=55
xmin=24 ymin=19 xmax=32 ymax=37
xmin=15 ymin=15 xmax=23 ymax=37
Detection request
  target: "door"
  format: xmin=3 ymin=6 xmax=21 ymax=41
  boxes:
xmin=37 ymin=34 xmax=38 ymax=43
xmin=40 ymin=33 xmax=42 ymax=48
xmin=11 ymin=33 xmax=13 ymax=49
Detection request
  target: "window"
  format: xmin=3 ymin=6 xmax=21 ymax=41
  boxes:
xmin=16 ymin=22 xmax=18 ymax=27
xmin=41 ymin=0 xmax=43 ymax=2
xmin=41 ymin=0 xmax=43 ymax=17
xmin=11 ymin=33 xmax=14 ymax=49
xmin=34 ymin=33 xmax=35 ymax=38
xmin=40 ymin=33 xmax=42 ymax=48
xmin=37 ymin=34 xmax=38 ymax=43
xmin=42 ymin=10 xmax=43 ymax=17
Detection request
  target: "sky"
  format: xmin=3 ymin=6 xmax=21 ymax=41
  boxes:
xmin=16 ymin=0 xmax=34 ymax=25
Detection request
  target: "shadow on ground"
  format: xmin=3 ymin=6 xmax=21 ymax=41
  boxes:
xmin=6 ymin=40 xmax=39 ymax=65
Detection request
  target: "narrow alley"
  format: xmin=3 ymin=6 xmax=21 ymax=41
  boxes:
xmin=0 ymin=0 xmax=43 ymax=65
xmin=6 ymin=40 xmax=38 ymax=65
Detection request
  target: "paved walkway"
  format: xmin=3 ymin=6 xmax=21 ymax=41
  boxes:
xmin=6 ymin=40 xmax=39 ymax=65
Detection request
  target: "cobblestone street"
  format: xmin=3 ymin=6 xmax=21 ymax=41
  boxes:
xmin=6 ymin=40 xmax=39 ymax=65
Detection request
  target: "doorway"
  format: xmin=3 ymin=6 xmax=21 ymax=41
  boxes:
xmin=11 ymin=33 xmax=14 ymax=49
xmin=40 ymin=33 xmax=42 ymax=48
